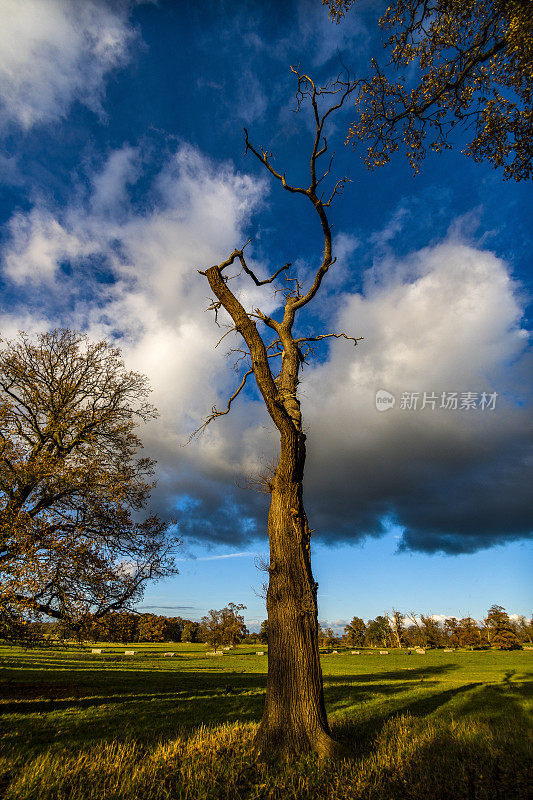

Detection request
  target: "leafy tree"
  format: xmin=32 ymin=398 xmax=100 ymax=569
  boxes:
xmin=406 ymin=612 xmax=426 ymax=647
xmin=457 ymin=616 xmax=482 ymax=648
xmin=420 ymin=614 xmax=444 ymax=648
xmin=196 ymin=69 xmax=360 ymax=758
xmin=221 ymin=602 xmax=248 ymax=646
xmin=514 ymin=614 xmax=533 ymax=644
xmin=181 ymin=620 xmax=201 ymax=643
xmin=164 ymin=616 xmax=185 ymax=642
xmin=138 ymin=613 xmax=167 ymax=642
xmin=0 ymin=329 xmax=178 ymax=636
xmin=344 ymin=616 xmax=366 ymax=647
xmin=259 ymin=619 xmax=269 ymax=645
xmin=365 ymin=616 xmax=390 ymax=647
xmin=321 ymin=626 xmax=337 ymax=647
xmin=201 ymin=609 xmax=225 ymax=650
xmin=443 ymin=617 xmax=460 ymax=647
xmin=324 ymin=0 xmax=533 ymax=179
xmin=200 ymin=604 xmax=248 ymax=650
xmin=485 ymin=604 xmax=521 ymax=649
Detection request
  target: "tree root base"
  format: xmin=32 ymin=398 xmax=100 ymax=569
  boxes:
xmin=253 ymin=725 xmax=347 ymax=762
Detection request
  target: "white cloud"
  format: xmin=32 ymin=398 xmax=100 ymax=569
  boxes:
xmin=300 ymin=237 xmax=531 ymax=551
xmin=4 ymin=209 xmax=99 ymax=284
xmin=0 ymin=0 xmax=138 ymax=130
xmin=0 ymin=140 xmax=530 ymax=552
xmin=0 ymin=143 xmax=274 ymax=537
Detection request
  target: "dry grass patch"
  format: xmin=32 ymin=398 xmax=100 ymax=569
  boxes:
xmin=2 ymin=713 xmax=531 ymax=800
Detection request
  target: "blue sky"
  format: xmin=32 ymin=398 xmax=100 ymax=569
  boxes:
xmin=0 ymin=0 xmax=531 ymax=630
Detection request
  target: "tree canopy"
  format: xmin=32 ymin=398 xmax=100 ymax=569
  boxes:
xmin=324 ymin=0 xmax=533 ymax=179
xmin=201 ymin=603 xmax=248 ymax=650
xmin=0 ymin=329 xmax=177 ymax=636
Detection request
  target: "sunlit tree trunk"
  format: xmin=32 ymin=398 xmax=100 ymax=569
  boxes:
xmin=254 ymin=428 xmax=339 ymax=757
xmin=199 ymin=69 xmax=360 ymax=759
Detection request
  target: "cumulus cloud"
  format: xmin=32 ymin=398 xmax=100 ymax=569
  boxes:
xmin=0 ymin=140 xmax=531 ymax=555
xmin=0 ymin=0 xmax=138 ymax=130
xmin=3 ymin=209 xmax=99 ymax=284
xmin=301 ymin=239 xmax=532 ymax=553
xmin=0 ymin=141 xmax=275 ymax=543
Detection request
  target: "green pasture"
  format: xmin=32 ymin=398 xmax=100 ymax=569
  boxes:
xmin=0 ymin=644 xmax=531 ymax=799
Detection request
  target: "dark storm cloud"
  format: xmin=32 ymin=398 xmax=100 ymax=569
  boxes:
xmin=143 ymin=237 xmax=533 ymax=556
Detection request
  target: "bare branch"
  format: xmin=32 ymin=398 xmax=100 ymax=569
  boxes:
xmin=187 ymin=368 xmax=254 ymax=442
xmin=296 ymin=332 xmax=363 ymax=346
xmin=244 ymin=128 xmax=308 ymax=196
xmin=214 ymin=326 xmax=239 ymax=349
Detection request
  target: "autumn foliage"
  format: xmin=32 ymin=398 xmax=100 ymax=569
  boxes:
xmin=0 ymin=329 xmax=177 ymax=638
xmin=325 ymin=0 xmax=533 ymax=179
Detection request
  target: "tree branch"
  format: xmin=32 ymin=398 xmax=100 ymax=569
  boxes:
xmin=187 ymin=368 xmax=254 ymax=440
xmin=295 ymin=332 xmax=363 ymax=345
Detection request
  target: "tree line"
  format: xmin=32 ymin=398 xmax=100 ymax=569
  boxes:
xmin=4 ymin=603 xmax=257 ymax=648
xmin=338 ymin=605 xmax=531 ymax=650
xmin=8 ymin=603 xmax=529 ymax=652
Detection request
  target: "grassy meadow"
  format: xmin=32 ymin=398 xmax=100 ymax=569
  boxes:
xmin=0 ymin=642 xmax=531 ymax=799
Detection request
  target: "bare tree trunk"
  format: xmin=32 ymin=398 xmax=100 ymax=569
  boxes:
xmin=198 ymin=70 xmax=361 ymax=759
xmin=253 ymin=432 xmax=339 ymax=758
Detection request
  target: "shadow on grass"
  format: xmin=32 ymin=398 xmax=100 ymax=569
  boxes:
xmin=325 ymin=663 xmax=458 ymax=684
xmin=334 ymin=675 xmax=533 ymax=764
xmin=0 ymin=663 xmax=468 ymax=755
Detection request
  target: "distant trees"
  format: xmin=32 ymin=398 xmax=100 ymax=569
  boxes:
xmin=181 ymin=619 xmax=202 ymax=643
xmin=420 ymin=615 xmax=445 ymax=648
xmin=485 ymin=604 xmax=521 ymax=649
xmin=137 ymin=614 xmax=167 ymax=643
xmin=387 ymin=610 xmax=405 ymax=648
xmin=365 ymin=616 xmax=390 ymax=647
xmin=258 ymin=619 xmax=269 ymax=645
xmin=457 ymin=616 xmax=484 ymax=649
xmin=332 ymin=605 xmax=528 ymax=650
xmin=344 ymin=616 xmax=366 ymax=647
xmin=200 ymin=603 xmax=248 ymax=650
xmin=515 ymin=615 xmax=533 ymax=645
xmin=0 ymin=329 xmax=178 ymax=639
xmin=443 ymin=618 xmax=460 ymax=648
xmin=21 ymin=612 xmax=203 ymax=644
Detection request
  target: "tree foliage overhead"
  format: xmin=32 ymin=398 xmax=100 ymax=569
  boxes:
xmin=324 ymin=0 xmax=533 ymax=179
xmin=0 ymin=329 xmax=177 ymax=633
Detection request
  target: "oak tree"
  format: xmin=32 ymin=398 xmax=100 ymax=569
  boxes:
xmin=201 ymin=603 xmax=248 ymax=650
xmin=196 ymin=69 xmax=361 ymax=757
xmin=324 ymin=0 xmax=533 ymax=179
xmin=344 ymin=616 xmax=366 ymax=648
xmin=0 ymin=329 xmax=177 ymax=638
xmin=484 ymin=603 xmax=521 ymax=649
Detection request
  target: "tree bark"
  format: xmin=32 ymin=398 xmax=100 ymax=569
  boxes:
xmin=200 ymin=72 xmax=359 ymax=756
xmin=203 ymin=264 xmax=341 ymax=758
xmin=253 ymin=428 xmax=340 ymax=759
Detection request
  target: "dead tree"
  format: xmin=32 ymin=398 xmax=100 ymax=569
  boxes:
xmin=197 ymin=69 xmax=361 ymax=759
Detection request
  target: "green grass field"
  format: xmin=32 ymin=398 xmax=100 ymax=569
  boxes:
xmin=1 ymin=643 xmax=531 ymax=799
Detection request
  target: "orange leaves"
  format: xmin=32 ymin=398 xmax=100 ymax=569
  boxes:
xmin=332 ymin=0 xmax=532 ymax=180
xmin=0 ymin=330 xmax=178 ymax=636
